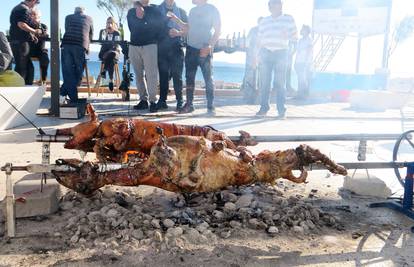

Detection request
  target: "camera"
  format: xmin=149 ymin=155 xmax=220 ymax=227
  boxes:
xmin=118 ymin=41 xmax=134 ymax=101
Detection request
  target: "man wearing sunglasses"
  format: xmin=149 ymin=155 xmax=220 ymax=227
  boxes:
xmin=9 ymin=0 xmax=41 ymax=84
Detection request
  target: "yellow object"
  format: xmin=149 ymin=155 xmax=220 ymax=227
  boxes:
xmin=0 ymin=70 xmax=25 ymax=87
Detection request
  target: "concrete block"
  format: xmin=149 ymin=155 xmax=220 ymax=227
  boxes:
xmin=1 ymin=173 xmax=61 ymax=218
xmin=343 ymin=174 xmax=392 ymax=199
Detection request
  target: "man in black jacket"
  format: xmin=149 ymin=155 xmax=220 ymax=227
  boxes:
xmin=60 ymin=6 xmax=93 ymax=103
xmin=156 ymin=0 xmax=187 ymax=111
xmin=9 ymin=0 xmax=41 ymax=85
xmin=127 ymin=0 xmax=165 ymax=113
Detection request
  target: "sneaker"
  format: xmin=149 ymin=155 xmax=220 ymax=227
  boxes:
xmin=108 ymin=81 xmax=114 ymax=91
xmin=156 ymin=100 xmax=169 ymax=110
xmin=176 ymin=100 xmax=184 ymax=111
xmin=207 ymin=107 xmax=216 ymax=116
xmin=179 ymin=103 xmax=195 ymax=114
xmin=59 ymin=95 xmax=67 ymax=105
xmin=277 ymin=113 xmax=286 ymax=120
xmin=256 ymin=108 xmax=269 ymax=116
xmin=133 ymin=100 xmax=149 ymax=110
xmin=149 ymin=102 xmax=158 ymax=113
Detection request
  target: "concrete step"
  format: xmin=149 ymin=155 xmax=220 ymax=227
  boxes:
xmin=1 ymin=173 xmax=61 ymax=219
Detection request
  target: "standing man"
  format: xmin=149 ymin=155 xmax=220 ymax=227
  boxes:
xmin=127 ymin=0 xmax=164 ymax=113
xmin=157 ymin=0 xmax=187 ymax=111
xmin=60 ymin=7 xmax=93 ymax=103
xmin=256 ymin=0 xmax=297 ymax=119
xmin=294 ymin=25 xmax=313 ymax=99
xmin=9 ymin=0 xmax=41 ymax=85
xmin=242 ymin=17 xmax=262 ymax=104
xmin=170 ymin=0 xmax=221 ymax=115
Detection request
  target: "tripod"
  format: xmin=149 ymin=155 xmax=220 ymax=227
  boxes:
xmin=119 ymin=41 xmax=134 ymax=101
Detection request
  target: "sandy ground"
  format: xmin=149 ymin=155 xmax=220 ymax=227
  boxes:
xmin=0 ymin=94 xmax=413 ymax=267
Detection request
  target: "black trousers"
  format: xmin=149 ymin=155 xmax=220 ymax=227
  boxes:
xmin=11 ymin=41 xmax=33 ymax=85
xmin=158 ymin=46 xmax=184 ymax=103
xmin=100 ymin=50 xmax=120 ymax=80
xmin=29 ymin=44 xmax=49 ymax=83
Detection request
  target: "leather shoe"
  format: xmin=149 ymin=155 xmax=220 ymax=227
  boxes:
xmin=133 ymin=100 xmax=149 ymax=110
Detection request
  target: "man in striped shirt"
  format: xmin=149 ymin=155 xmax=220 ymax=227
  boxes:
xmin=256 ymin=0 xmax=297 ymax=119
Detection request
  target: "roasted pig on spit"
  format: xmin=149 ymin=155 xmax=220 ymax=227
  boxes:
xmin=56 ymin=104 xmax=257 ymax=162
xmin=52 ymin=133 xmax=347 ymax=196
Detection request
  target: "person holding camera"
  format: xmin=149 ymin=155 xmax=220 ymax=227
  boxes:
xmin=9 ymin=0 xmax=41 ymax=85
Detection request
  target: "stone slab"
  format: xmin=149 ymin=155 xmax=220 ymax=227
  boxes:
xmin=343 ymin=173 xmax=392 ymax=199
xmin=1 ymin=173 xmax=61 ymax=218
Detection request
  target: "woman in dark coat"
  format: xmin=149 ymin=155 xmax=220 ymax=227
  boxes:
xmin=98 ymin=17 xmax=121 ymax=91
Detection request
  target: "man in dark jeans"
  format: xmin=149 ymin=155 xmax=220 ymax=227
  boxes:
xmin=157 ymin=0 xmax=187 ymax=111
xmin=60 ymin=7 xmax=93 ymax=103
xmin=9 ymin=0 xmax=41 ymax=85
xmin=169 ymin=0 xmax=221 ymax=115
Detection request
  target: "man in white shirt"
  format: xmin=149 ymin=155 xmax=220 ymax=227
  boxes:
xmin=256 ymin=0 xmax=297 ymax=118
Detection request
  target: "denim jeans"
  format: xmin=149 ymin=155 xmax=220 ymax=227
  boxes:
xmin=295 ymin=62 xmax=312 ymax=97
xmin=158 ymin=46 xmax=184 ymax=103
xmin=185 ymin=46 xmax=215 ymax=109
xmin=258 ymin=48 xmax=288 ymax=115
xmin=60 ymin=44 xmax=86 ymax=102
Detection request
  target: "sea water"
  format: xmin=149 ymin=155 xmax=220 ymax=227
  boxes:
xmin=31 ymin=61 xmax=246 ymax=84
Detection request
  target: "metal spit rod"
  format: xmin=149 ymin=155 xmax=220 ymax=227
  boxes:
xmin=1 ymin=160 xmax=408 ymax=239
xmin=1 ymin=161 xmax=408 ymax=174
xmin=36 ymin=133 xmax=405 ymax=143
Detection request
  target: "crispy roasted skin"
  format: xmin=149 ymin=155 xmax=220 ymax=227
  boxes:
xmin=56 ymin=104 xmax=256 ymax=162
xmin=53 ymin=136 xmax=347 ymax=196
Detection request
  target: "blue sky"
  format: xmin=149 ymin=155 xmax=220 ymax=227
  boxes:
xmin=1 ymin=0 xmax=414 ymax=76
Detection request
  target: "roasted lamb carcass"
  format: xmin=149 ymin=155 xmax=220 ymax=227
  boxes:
xmin=56 ymin=104 xmax=257 ymax=162
xmin=52 ymin=134 xmax=347 ymax=196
